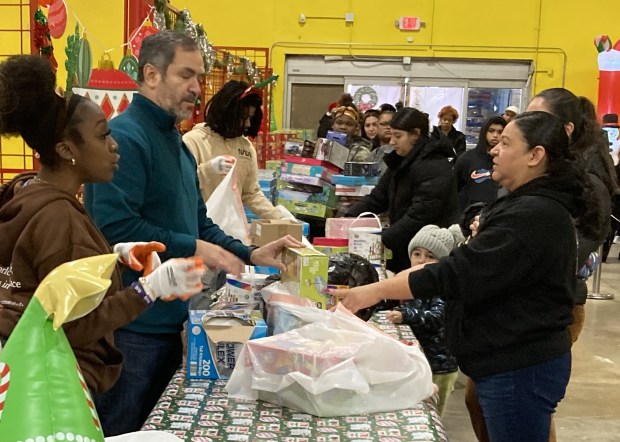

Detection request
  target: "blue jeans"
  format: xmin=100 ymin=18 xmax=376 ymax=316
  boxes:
xmin=473 ymin=352 xmax=571 ymax=442
xmin=94 ymin=329 xmax=182 ymax=436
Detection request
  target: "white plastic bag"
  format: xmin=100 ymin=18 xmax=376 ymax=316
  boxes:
xmin=206 ymin=162 xmax=250 ymax=244
xmin=264 ymin=291 xmax=331 ymax=335
xmin=226 ymin=304 xmax=434 ymax=417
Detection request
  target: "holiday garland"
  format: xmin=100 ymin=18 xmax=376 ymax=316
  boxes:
xmin=33 ymin=8 xmax=58 ymax=71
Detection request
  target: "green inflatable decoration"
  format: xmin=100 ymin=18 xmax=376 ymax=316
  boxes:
xmin=0 ymin=254 xmax=118 ymax=442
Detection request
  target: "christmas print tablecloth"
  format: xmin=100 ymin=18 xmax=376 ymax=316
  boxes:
xmin=142 ymin=313 xmax=448 ymax=442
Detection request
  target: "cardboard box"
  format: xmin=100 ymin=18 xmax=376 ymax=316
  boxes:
xmin=281 ymin=247 xmax=331 ymax=309
xmin=187 ymin=310 xmax=267 ymax=379
xmin=276 ymin=199 xmax=335 ymax=219
xmin=251 ymin=219 xmax=303 ymax=247
xmin=335 ymin=184 xmax=375 ymax=197
xmin=315 ymin=138 xmax=350 ymax=169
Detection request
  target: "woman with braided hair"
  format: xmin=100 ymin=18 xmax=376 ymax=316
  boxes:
xmin=183 ymin=79 xmax=284 ymax=219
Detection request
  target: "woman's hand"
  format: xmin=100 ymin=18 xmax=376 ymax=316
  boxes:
xmin=330 ymin=286 xmax=381 ymax=314
xmin=386 ymin=310 xmax=403 ymax=324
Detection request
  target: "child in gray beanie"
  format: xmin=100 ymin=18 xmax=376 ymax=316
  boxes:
xmin=387 ymin=224 xmax=464 ymax=415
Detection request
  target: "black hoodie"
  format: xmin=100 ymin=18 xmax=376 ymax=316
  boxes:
xmin=453 ymin=117 xmax=506 ymax=213
xmin=408 ymin=175 xmax=585 ymax=378
xmin=346 ymin=136 xmax=459 ymax=272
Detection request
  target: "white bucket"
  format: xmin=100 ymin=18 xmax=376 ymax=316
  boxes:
xmin=348 ymin=212 xmax=383 ymax=266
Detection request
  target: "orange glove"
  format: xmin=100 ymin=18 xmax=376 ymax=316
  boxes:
xmin=113 ymin=242 xmax=166 ymax=276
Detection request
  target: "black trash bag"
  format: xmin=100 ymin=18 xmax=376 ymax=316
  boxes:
xmin=328 ymin=253 xmax=380 ymax=321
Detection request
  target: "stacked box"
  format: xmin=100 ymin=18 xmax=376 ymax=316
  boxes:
xmin=277 ymin=156 xmax=340 ymax=219
xmin=335 ymin=185 xmax=375 ymax=197
xmin=312 ymin=237 xmax=349 ymax=256
xmin=257 ymin=169 xmax=277 ymax=204
xmin=276 ymin=181 xmax=337 ymax=207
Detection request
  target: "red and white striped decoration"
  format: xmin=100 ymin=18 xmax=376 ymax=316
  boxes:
xmin=76 ymin=363 xmax=101 ymax=430
xmin=0 ymin=362 xmax=9 ymax=422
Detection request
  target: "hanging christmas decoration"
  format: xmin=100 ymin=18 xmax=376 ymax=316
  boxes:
xmin=153 ymin=0 xmax=167 ymax=30
xmin=64 ymin=23 xmax=80 ymax=97
xmin=33 ymin=8 xmax=57 ymax=72
xmin=73 ymin=53 xmax=139 ymax=120
xmin=174 ymin=15 xmax=185 ymax=33
xmin=129 ymin=19 xmax=159 ymax=59
xmin=196 ymin=24 xmax=213 ymax=74
xmin=225 ymin=52 xmax=234 ymax=78
xmin=119 ymin=49 xmax=139 ymax=83
xmin=0 ymin=255 xmax=117 ymax=442
xmin=243 ymin=58 xmax=256 ymax=80
xmin=182 ymin=9 xmax=198 ymax=41
xmin=47 ymin=0 xmax=67 ymax=39
xmin=76 ymin=32 xmax=92 ymax=88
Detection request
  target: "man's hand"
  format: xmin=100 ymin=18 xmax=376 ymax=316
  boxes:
xmin=249 ymin=235 xmax=304 ymax=271
xmin=195 ymin=240 xmax=245 ymax=277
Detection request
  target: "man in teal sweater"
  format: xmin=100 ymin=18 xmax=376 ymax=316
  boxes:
xmin=84 ymin=31 xmax=300 ymax=436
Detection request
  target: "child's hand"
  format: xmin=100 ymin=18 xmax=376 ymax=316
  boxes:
xmin=386 ymin=310 xmax=403 ymax=324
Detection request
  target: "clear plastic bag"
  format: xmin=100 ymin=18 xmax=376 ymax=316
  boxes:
xmin=226 ymin=304 xmax=434 ymax=417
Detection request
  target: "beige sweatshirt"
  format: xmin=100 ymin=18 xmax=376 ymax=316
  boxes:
xmin=183 ymin=124 xmax=281 ymax=219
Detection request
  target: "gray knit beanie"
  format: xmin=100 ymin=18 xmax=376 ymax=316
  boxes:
xmin=407 ymin=224 xmax=465 ymax=259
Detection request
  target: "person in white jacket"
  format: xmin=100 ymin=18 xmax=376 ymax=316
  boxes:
xmin=183 ymin=80 xmax=282 ymax=219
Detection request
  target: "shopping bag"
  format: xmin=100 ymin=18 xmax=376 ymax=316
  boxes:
xmin=226 ymin=304 xmax=434 ymax=417
xmin=206 ymin=162 xmax=250 ymax=244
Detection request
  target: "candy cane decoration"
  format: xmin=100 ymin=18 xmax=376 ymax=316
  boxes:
xmin=76 ymin=364 xmax=101 ymax=430
xmin=0 ymin=362 xmax=10 ymax=422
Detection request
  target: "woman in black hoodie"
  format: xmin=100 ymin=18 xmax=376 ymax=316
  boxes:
xmin=335 ymin=111 xmax=594 ymax=442
xmin=346 ymin=107 xmax=459 ymax=273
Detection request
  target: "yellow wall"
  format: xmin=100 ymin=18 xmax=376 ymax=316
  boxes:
xmin=8 ymin=0 xmax=620 ymax=125
xmin=184 ymin=0 xmax=619 ymax=126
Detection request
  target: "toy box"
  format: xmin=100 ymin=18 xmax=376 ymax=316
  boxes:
xmin=343 ymin=161 xmax=381 ymax=177
xmin=315 ymin=138 xmax=350 ymax=169
xmin=312 ymin=237 xmax=349 ymax=256
xmin=335 ymin=185 xmax=375 ymax=197
xmin=279 ymin=173 xmax=331 ymax=188
xmin=331 ymin=174 xmax=380 ymax=186
xmin=187 ymin=310 xmax=267 ymax=380
xmin=276 ymin=199 xmax=335 ymax=219
xmin=277 ymin=181 xmax=338 ymax=207
xmin=220 ymin=273 xmax=271 ymax=303
xmin=281 ymin=247 xmax=330 ymax=308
